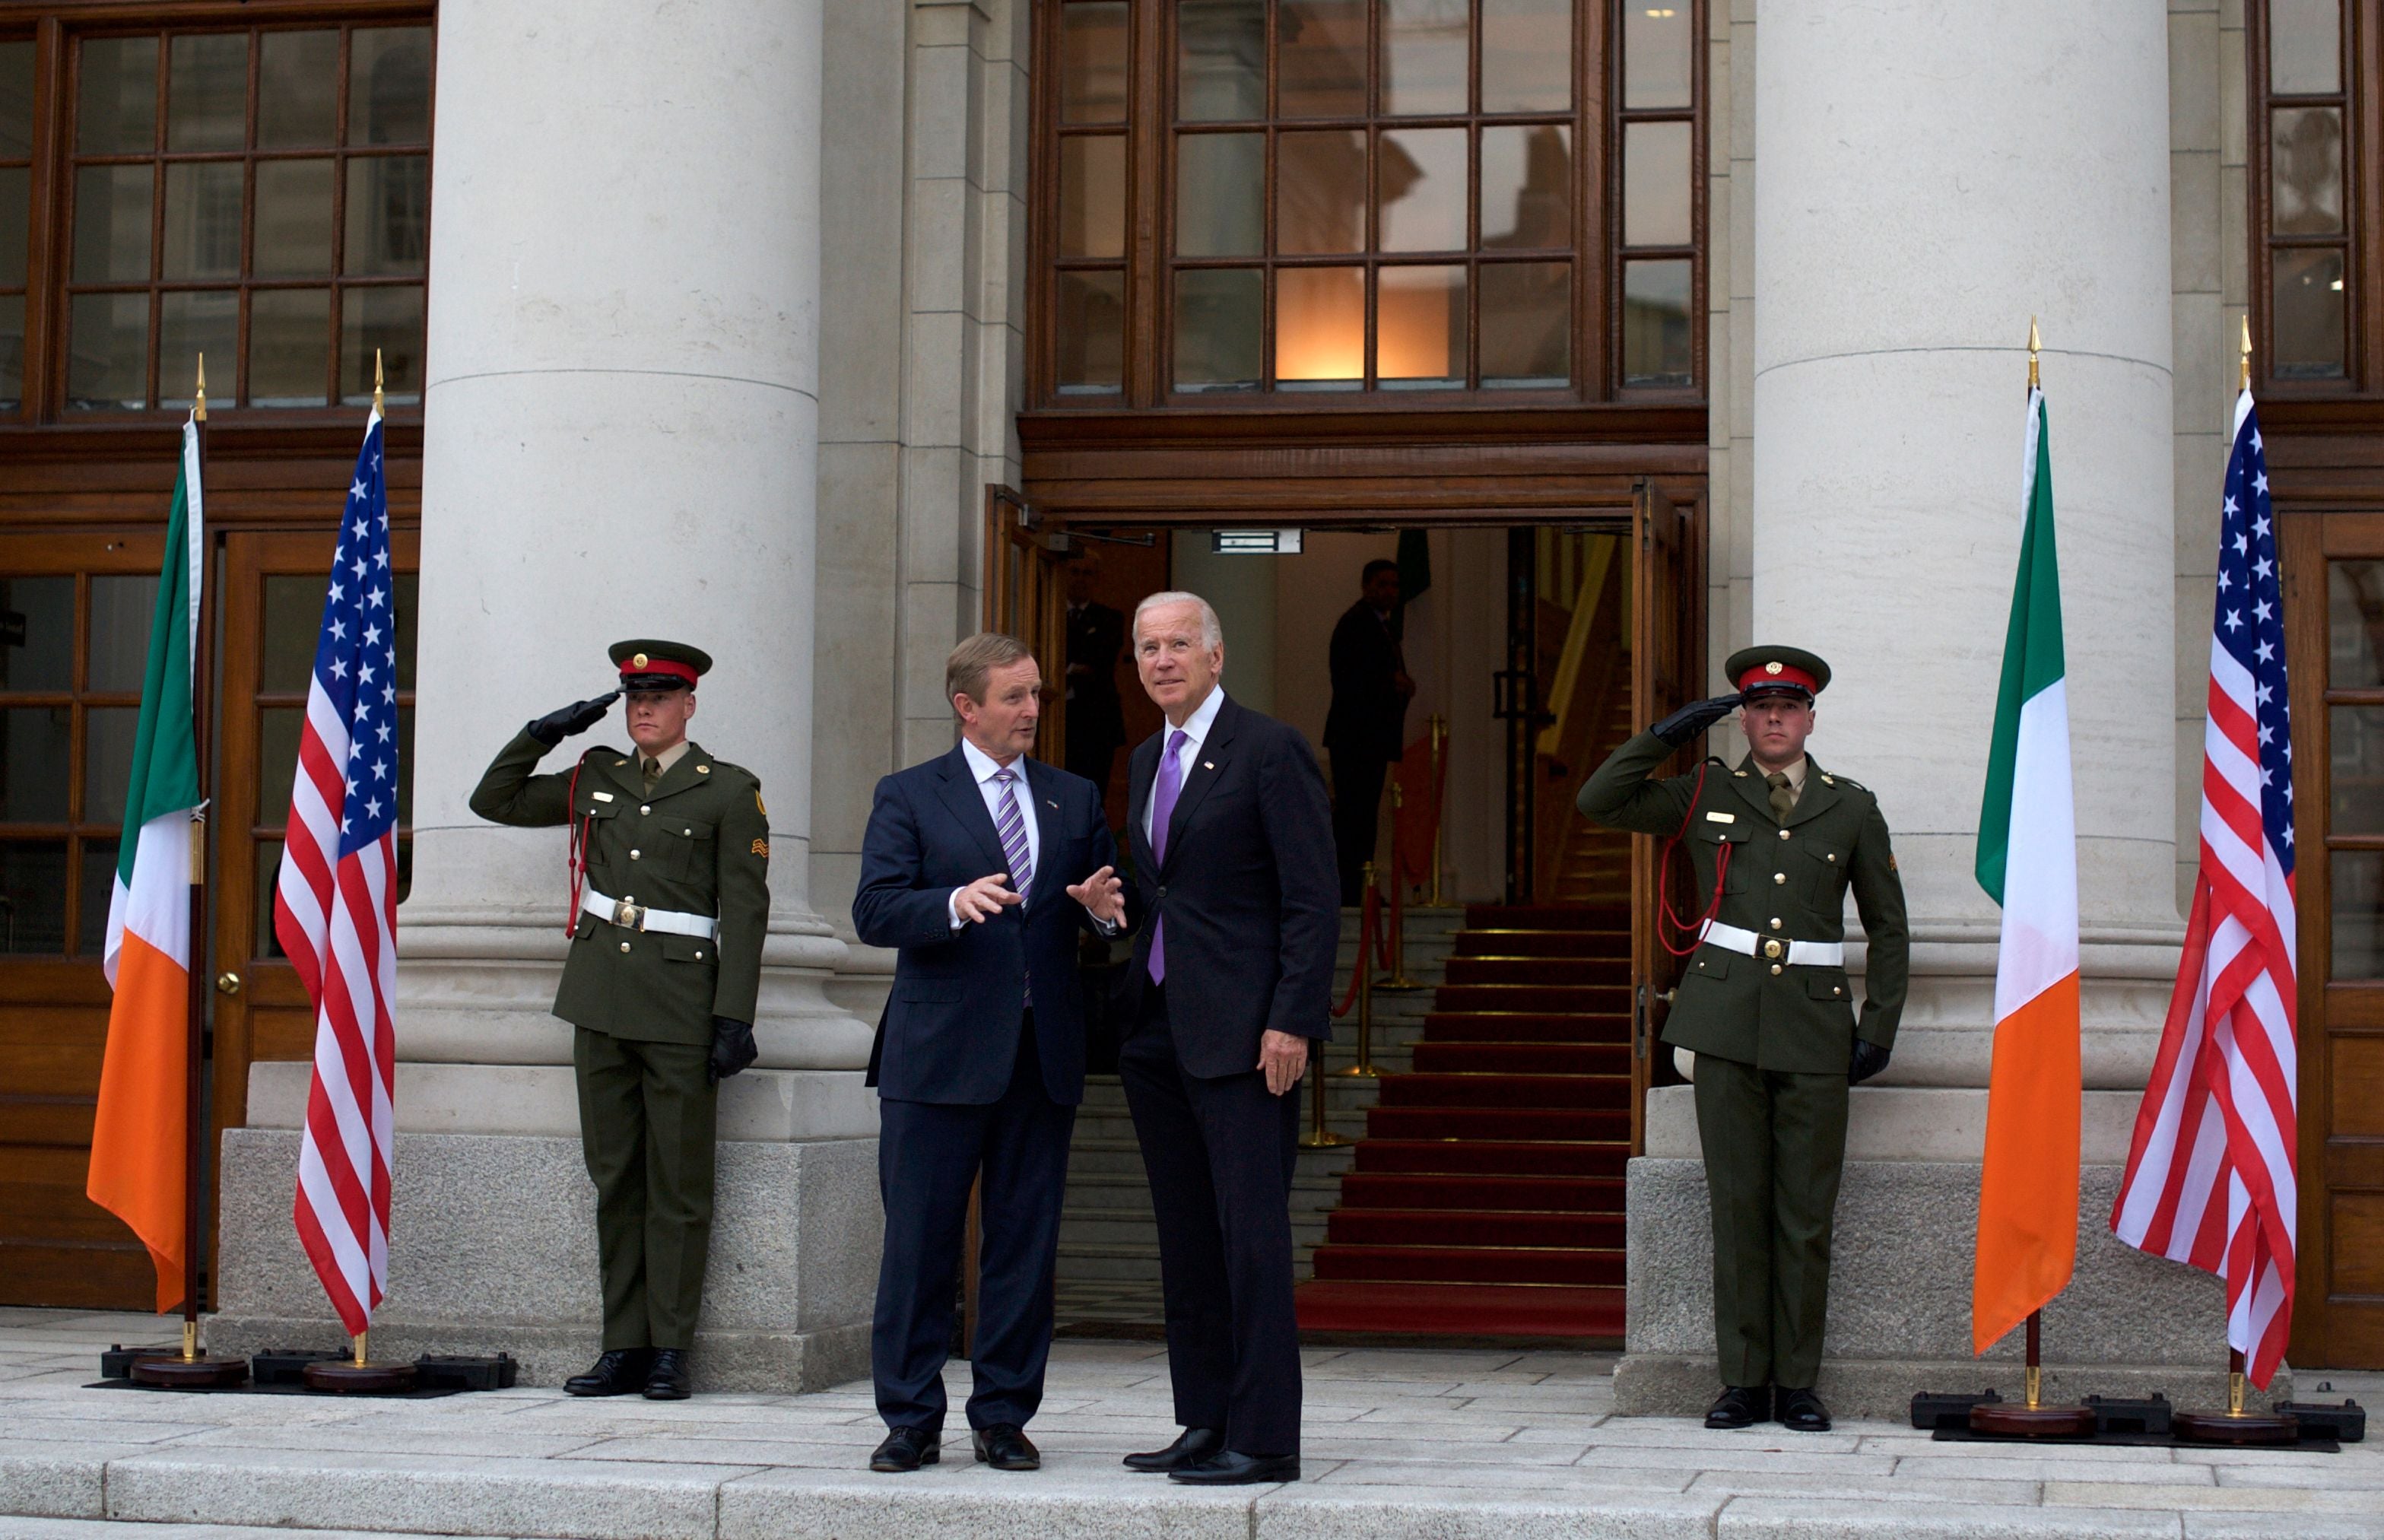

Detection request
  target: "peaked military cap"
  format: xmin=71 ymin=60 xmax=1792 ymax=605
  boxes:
xmin=1724 ymin=644 xmax=1830 ymax=703
xmin=608 ymin=638 xmax=713 ymax=693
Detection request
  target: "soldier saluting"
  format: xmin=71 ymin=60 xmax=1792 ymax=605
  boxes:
xmin=469 ymin=640 xmax=769 ymax=1400
xmin=1576 ymin=646 xmax=1907 ymax=1435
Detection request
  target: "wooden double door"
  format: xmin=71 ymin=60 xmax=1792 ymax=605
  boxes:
xmin=0 ymin=526 xmax=414 ymax=1310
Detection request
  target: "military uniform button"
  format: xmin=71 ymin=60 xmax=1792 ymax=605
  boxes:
xmin=1769 ymin=917 xmax=1782 ymax=930
xmin=1833 ymin=986 xmax=1843 ymax=996
xmin=1827 ymin=853 xmax=1838 ymax=863
xmin=620 ymin=941 xmax=631 ymax=953
xmin=696 ymin=950 xmax=704 ymax=961
xmin=1773 ymin=872 xmax=1786 ymax=885
xmin=641 ymin=806 xmax=651 ymax=815
xmin=1770 ymin=963 xmax=1783 ymax=975
xmin=1778 ymin=829 xmax=1790 ymax=840
xmin=630 ymin=849 xmax=642 ymax=859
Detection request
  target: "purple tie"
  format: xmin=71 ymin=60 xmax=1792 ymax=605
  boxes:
xmin=1147 ymin=729 xmax=1189 ymax=984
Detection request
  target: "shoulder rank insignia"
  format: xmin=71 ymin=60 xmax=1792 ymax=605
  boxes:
xmin=751 ymin=838 xmax=770 ymax=857
xmin=755 ymin=789 xmax=767 ymax=816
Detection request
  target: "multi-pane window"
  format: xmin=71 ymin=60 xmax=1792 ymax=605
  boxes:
xmin=62 ymin=24 xmax=430 ymax=414
xmin=2259 ymin=0 xmax=2351 ymax=382
xmin=1043 ymin=0 xmax=1701 ymax=404
xmin=2 ymin=37 xmax=30 ymax=412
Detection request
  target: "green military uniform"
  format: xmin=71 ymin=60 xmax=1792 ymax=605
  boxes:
xmin=468 ymin=641 xmax=769 ymax=1355
xmin=1576 ymin=648 xmax=1908 ymax=1394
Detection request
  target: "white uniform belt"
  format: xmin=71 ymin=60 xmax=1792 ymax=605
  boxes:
xmin=581 ymin=887 xmax=719 ymax=941
xmin=1699 ymin=919 xmax=1843 ymax=969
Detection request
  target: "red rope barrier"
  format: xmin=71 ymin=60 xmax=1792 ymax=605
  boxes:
xmin=1332 ymin=885 xmax=1378 ymax=1019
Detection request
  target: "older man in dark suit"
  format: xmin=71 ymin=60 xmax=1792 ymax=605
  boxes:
xmin=852 ymin=633 xmax=1127 ymax=1475
xmin=1112 ymin=590 xmax=1338 ymax=1486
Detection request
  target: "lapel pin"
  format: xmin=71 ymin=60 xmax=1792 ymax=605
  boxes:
xmin=1046 ymin=799 xmax=1059 ymax=809
xmin=1203 ymin=760 xmax=1216 ymax=770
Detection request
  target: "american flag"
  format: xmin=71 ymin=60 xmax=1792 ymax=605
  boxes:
xmin=2111 ymin=388 xmax=2298 ymax=1386
xmin=271 ymin=411 xmax=400 ymax=1336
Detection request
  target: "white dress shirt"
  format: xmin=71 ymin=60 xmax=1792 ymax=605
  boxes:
xmin=1144 ymin=685 xmax=1227 ymax=845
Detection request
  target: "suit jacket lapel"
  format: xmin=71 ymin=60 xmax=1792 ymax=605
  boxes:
xmin=1727 ymin=757 xmax=1779 ymax=823
xmin=932 ymin=745 xmax=1011 ymax=875
xmin=1161 ymin=695 xmax=1238 ymax=872
xmin=1126 ymin=732 xmax=1159 ymax=872
xmin=641 ymin=741 xmax=712 ymax=804
xmin=1021 ymin=757 xmax=1067 ymax=910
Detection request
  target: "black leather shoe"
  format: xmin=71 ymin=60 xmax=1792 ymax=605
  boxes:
xmin=1123 ymin=1427 xmax=1224 ymax=1473
xmin=641 ymin=1348 xmax=691 ymax=1400
xmin=564 ymin=1348 xmax=655 ymax=1397
xmin=1168 ymin=1450 xmax=1299 ymax=1485
xmin=1777 ymin=1386 xmax=1832 ymax=1433
xmin=972 ymin=1423 xmax=1040 ymax=1471
xmin=1704 ymin=1384 xmax=1771 ymax=1428
xmin=869 ymin=1426 xmax=941 ymax=1472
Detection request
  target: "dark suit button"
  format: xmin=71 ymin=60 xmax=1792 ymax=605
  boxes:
xmin=1157 ymin=884 xmax=1167 ymax=899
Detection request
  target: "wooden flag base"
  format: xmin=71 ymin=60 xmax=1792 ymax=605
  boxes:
xmin=1968 ymin=1400 xmax=2097 ymax=1437
xmin=302 ymin=1357 xmax=417 ymax=1394
xmin=129 ymin=1354 xmax=250 ymax=1389
xmin=2173 ymin=1407 xmax=2298 ymax=1446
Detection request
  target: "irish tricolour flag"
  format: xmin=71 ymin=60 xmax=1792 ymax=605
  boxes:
xmin=85 ymin=414 xmax=205 ymax=1313
xmin=1971 ymin=382 xmax=2083 ymax=1354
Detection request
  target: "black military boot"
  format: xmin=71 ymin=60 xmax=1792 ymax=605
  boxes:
xmin=642 ymin=1348 xmax=693 ymax=1399
xmin=564 ymin=1348 xmax=655 ymax=1397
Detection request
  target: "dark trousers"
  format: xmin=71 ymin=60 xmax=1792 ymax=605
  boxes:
xmin=1329 ymin=752 xmax=1390 ymax=906
xmin=871 ymin=1019 xmax=1076 ymax=1434
xmin=1118 ymin=989 xmax=1304 ymax=1454
xmin=572 ymin=1028 xmax=719 ymax=1351
xmin=1692 ymin=1053 xmax=1850 ymax=1389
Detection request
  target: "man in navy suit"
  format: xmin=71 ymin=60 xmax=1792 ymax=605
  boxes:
xmin=852 ymin=633 xmax=1127 ymax=1475
xmin=1112 ymin=592 xmax=1338 ymax=1486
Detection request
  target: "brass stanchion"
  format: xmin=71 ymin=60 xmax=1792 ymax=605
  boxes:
xmin=1335 ymin=865 xmax=1382 ymax=1078
xmin=1379 ymin=827 xmax=1419 ymax=990
xmin=1425 ymin=713 xmax=1451 ymax=907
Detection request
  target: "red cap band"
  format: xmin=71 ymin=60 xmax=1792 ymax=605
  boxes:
xmin=621 ymin=658 xmax=699 ymax=687
xmin=1738 ymin=662 xmax=1819 ymax=695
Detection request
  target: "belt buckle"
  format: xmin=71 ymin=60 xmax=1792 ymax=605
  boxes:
xmin=614 ymin=900 xmax=645 ymax=932
xmin=1763 ymin=938 xmax=1783 ymax=960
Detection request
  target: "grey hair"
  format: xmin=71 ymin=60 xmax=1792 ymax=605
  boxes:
xmin=1133 ymin=591 xmax=1224 ymax=650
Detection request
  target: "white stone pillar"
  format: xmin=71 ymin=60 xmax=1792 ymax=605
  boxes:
xmin=1620 ymin=2 xmax=2236 ymax=1416
xmin=213 ymin=0 xmax=879 ymax=1390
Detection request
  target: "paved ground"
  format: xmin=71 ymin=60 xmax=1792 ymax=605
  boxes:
xmin=2 ymin=1307 xmax=2379 ymax=1538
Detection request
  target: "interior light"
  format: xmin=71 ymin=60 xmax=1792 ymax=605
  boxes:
xmin=2332 ymin=278 xmax=2346 ymax=291
xmin=1646 ymin=7 xmax=1677 ymax=16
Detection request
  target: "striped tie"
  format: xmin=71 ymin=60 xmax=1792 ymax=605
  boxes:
xmin=993 ymin=767 xmax=1033 ymax=1009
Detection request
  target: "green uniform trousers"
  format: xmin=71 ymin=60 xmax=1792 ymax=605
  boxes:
xmin=573 ymin=1028 xmax=718 ymax=1351
xmin=1693 ymin=1054 xmax=1849 ymax=1390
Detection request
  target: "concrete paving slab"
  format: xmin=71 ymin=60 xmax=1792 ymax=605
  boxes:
xmin=1717 ymin=1497 xmax=2186 ymax=1536
xmin=719 ymin=1462 xmax=1257 ymax=1540
xmin=1255 ymin=1488 xmax=1725 ymax=1540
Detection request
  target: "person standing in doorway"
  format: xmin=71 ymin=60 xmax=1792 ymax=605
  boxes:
xmin=1323 ymin=559 xmax=1415 ymax=906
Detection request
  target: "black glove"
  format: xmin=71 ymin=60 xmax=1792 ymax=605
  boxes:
xmin=1650 ymin=693 xmax=1744 ymax=747
xmin=525 ymin=691 xmax=621 ymax=747
xmin=1849 ymin=1039 xmax=1891 ymax=1084
xmin=708 ymin=1016 xmax=758 ymax=1084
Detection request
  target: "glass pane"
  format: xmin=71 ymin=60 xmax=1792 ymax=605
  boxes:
xmin=1280 ymin=0 xmax=1368 ymax=118
xmin=1481 ymin=123 xmax=1570 ymax=249
xmin=167 ymin=33 xmax=248 ymax=153
xmin=0 ymin=39 xmax=32 ymax=156
xmin=2334 ymin=848 xmax=2384 ymax=980
xmin=158 ymin=290 xmax=236 ymax=408
xmin=0 ymin=577 xmax=73 ymax=691
xmin=87 ymin=574 xmax=157 ymax=693
xmin=256 ymin=837 xmax=287 ymax=960
xmin=2272 ymin=106 xmax=2343 ymax=234
xmin=1483 ymin=0 xmax=1571 ymax=113
xmin=1624 ymin=120 xmax=1692 ymax=246
xmin=255 ymin=157 xmax=335 ymax=275
xmin=258 ymin=30 xmax=340 ymax=149
xmin=0 ymin=707 xmax=71 ymax=821
xmin=1382 ymin=0 xmax=1469 ymax=116
xmin=1481 ymin=260 xmax=1570 ymax=386
xmin=394 ymin=572 xmax=417 ymax=692
xmin=341 ymin=284 xmax=425 ymax=405
xmin=1379 ymin=264 xmax=1465 ymax=387
xmin=2332 ymin=560 xmax=2384 ymax=687
xmin=1624 ymin=258 xmax=1694 ymax=385
xmin=259 ymin=706 xmax=302 ymax=826
xmin=1178 ymin=0 xmax=1265 ymax=122
xmin=2270 ymin=0 xmax=2341 ymax=94
xmin=249 ymin=287 xmax=330 ymax=405
xmin=1624 ymin=2 xmax=1694 ymax=110
xmin=1059 ymin=135 xmax=1126 ymax=258
xmin=74 ymin=164 xmax=154 ymax=283
xmin=1173 ymin=267 xmax=1262 ymax=391
xmin=344 ymin=155 xmax=428 ymax=276
xmin=1279 ymin=130 xmax=1367 ymax=255
xmin=1379 ymin=127 xmax=1466 ymax=251
xmin=161 ymin=161 xmax=244 ymax=280
xmin=263 ymin=573 xmax=326 ymax=692
xmin=1055 ymin=269 xmax=1125 ymax=394
xmin=2332 ymin=704 xmax=2384 ymax=834
xmin=78 ymin=37 xmax=159 ymax=154
xmin=1275 ymin=265 xmax=1363 ymax=387
xmin=0 ymin=840 xmax=67 ymax=954
xmin=349 ymin=28 xmax=433 ymax=146
xmin=66 ymin=292 xmax=150 ymax=409
xmin=0 ymin=295 xmax=20 ymax=411
xmin=84 ymin=706 xmax=138 ymax=827
xmin=1062 ymin=3 xmax=1129 ymax=124
xmin=78 ymin=838 xmax=116 ymax=957
xmin=2272 ymin=246 xmax=2346 ymax=379
xmin=1177 ymin=132 xmax=1264 ymax=256
xmin=0 ymin=165 xmax=27 ymax=286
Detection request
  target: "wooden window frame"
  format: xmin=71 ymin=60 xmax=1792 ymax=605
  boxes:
xmin=2251 ymin=0 xmax=2377 ymax=398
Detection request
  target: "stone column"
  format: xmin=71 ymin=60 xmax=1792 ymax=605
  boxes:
xmin=1621 ymin=2 xmax=2246 ymax=1415
xmin=211 ymin=0 xmax=880 ymax=1391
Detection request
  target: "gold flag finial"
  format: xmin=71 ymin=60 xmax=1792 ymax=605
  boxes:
xmin=2027 ymin=318 xmax=2040 ymax=389
xmin=2240 ymin=315 xmax=2252 ymax=391
xmin=373 ymin=348 xmax=385 ymax=416
xmin=195 ymin=354 xmax=207 ymax=422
